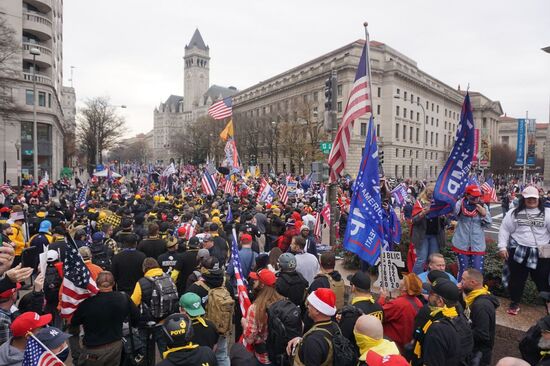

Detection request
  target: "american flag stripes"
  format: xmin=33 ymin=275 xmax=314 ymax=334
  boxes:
xmin=208 ymin=97 xmax=233 ymax=120
xmin=38 ymin=172 xmax=49 ymax=190
xmin=76 ymin=184 xmax=88 ymax=209
xmin=60 ymin=237 xmax=98 ymax=318
xmin=481 ymin=177 xmax=498 ymax=203
xmin=327 ymin=42 xmax=372 ymax=183
xmin=230 ymin=228 xmax=251 ymax=317
xmin=320 ymin=203 xmax=331 ymax=226
xmin=23 ymin=334 xmax=64 ymax=366
xmin=176 ymin=222 xmax=196 ymax=240
xmin=201 ymin=171 xmax=218 ymax=195
xmin=278 ymin=184 xmax=288 ymax=205
xmin=313 ymin=212 xmax=322 ymax=241
xmin=224 ymin=180 xmax=234 ymax=196
xmin=0 ymin=184 xmax=13 ymax=196
xmin=258 ymin=178 xmax=275 ymax=203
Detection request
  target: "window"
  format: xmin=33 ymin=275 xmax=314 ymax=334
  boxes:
xmin=415 ymin=166 xmax=418 ymax=177
xmin=395 ymin=166 xmax=398 ymax=178
xmin=377 ymin=105 xmax=381 ymax=115
xmin=445 ymin=109 xmax=448 ymax=117
xmin=431 ymin=117 xmax=434 ymax=126
xmin=430 ymin=152 xmax=433 ymax=159
xmin=48 ymin=93 xmax=51 ymax=108
xmin=313 ymin=92 xmax=318 ymax=102
xmin=403 ymin=125 xmax=407 ymax=140
xmin=404 ymin=91 xmax=407 ymax=100
xmin=417 ymin=96 xmax=420 ymax=104
xmin=430 ymin=132 xmax=434 ymax=145
xmin=410 ymin=110 xmax=413 ymax=120
xmin=396 ymin=148 xmax=399 ymax=156
xmin=403 ymin=150 xmax=406 ymax=158
xmin=445 ymin=121 xmax=447 ymax=129
xmin=377 ymin=87 xmax=381 ymax=98
xmin=436 ymin=119 xmax=439 ymax=127
xmin=360 ymin=123 xmax=367 ymax=136
xmin=337 ymin=84 xmax=343 ymax=97
xmin=403 ymin=108 xmax=407 ymax=118
xmin=396 ymin=106 xmax=400 ymax=116
xmin=402 ymin=166 xmax=405 ymax=178
xmin=482 ymin=117 xmax=487 ymax=128
xmin=436 ymin=133 xmax=439 ymax=146
xmin=416 ymin=150 xmax=419 ymax=158
xmin=417 ymin=112 xmax=420 ymax=122
xmin=430 ymin=166 xmax=433 ymax=177
xmin=416 ymin=128 xmax=419 ymax=142
xmin=436 ymin=105 xmax=439 ymax=113
xmin=376 ymin=124 xmax=380 ymax=137
xmin=410 ymin=127 xmax=413 ymax=142
xmin=26 ymin=90 xmax=33 ymax=105
xmin=337 ymin=102 xmax=342 ymax=113
xmin=396 ymin=124 xmax=400 ymax=139
xmin=396 ymin=88 xmax=400 ymax=95
xmin=409 ymin=165 xmax=412 ymax=178
xmin=425 ymin=131 xmax=428 ymax=143
xmin=426 ymin=116 xmax=429 ymax=124
xmin=38 ymin=92 xmax=46 ymax=107
xmin=426 ymin=101 xmax=429 ymax=109
xmin=411 ymin=94 xmax=414 ymax=104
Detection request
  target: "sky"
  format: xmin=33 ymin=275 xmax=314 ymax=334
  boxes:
xmin=63 ymin=0 xmax=550 ymax=138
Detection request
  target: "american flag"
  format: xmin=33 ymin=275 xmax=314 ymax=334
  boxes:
xmin=224 ymin=180 xmax=234 ymax=196
xmin=76 ymin=184 xmax=88 ymax=209
xmin=0 ymin=184 xmax=13 ymax=196
xmin=258 ymin=178 xmax=275 ymax=203
xmin=176 ymin=222 xmax=196 ymax=240
xmin=327 ymin=41 xmax=372 ymax=183
xmin=226 ymin=203 xmax=233 ymax=223
xmin=208 ymin=97 xmax=233 ymax=120
xmin=201 ymin=171 xmax=217 ymax=196
xmin=230 ymin=228 xmax=251 ymax=317
xmin=60 ymin=237 xmax=99 ymax=318
xmin=320 ymin=203 xmax=331 ymax=226
xmin=38 ymin=172 xmax=49 ymax=190
xmin=313 ymin=212 xmax=322 ymax=241
xmin=23 ymin=334 xmax=64 ymax=366
xmin=278 ymin=184 xmax=288 ymax=205
xmin=481 ymin=177 xmax=498 ymax=203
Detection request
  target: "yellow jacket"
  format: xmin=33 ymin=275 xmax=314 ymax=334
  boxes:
xmin=130 ymin=268 xmax=165 ymax=306
xmin=9 ymin=223 xmax=26 ymax=256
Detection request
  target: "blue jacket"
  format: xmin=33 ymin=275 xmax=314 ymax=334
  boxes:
xmin=451 ymin=199 xmax=492 ymax=253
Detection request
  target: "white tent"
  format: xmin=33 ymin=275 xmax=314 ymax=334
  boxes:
xmin=93 ymin=170 xmax=122 ymax=178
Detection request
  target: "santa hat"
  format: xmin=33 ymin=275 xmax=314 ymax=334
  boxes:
xmin=307 ymin=288 xmax=336 ymax=316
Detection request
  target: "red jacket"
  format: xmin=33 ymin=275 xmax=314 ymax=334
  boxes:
xmin=378 ymin=294 xmax=422 ymax=349
xmin=277 ymin=226 xmax=300 ymax=252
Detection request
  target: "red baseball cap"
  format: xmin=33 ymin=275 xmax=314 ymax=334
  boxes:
xmin=240 ymin=233 xmax=252 ymax=244
xmin=365 ymin=351 xmax=409 ymax=366
xmin=0 ymin=283 xmax=20 ymax=299
xmin=10 ymin=312 xmax=52 ymax=337
xmin=465 ymin=185 xmax=482 ymax=197
xmin=177 ymin=226 xmax=187 ymax=237
xmin=249 ymin=269 xmax=276 ymax=287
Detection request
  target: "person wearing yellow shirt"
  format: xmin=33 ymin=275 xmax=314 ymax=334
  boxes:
xmin=354 ymin=314 xmax=400 ymax=362
xmin=8 ymin=211 xmax=26 ymax=266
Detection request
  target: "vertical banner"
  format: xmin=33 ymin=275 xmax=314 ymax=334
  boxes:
xmin=515 ymin=119 xmax=526 ymax=166
xmin=473 ymin=128 xmax=480 ymax=164
xmin=527 ymin=119 xmax=537 ymax=166
xmin=479 ymin=128 xmax=491 ymax=167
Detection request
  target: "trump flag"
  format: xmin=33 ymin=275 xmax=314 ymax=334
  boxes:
xmin=343 ymin=116 xmax=385 ymax=265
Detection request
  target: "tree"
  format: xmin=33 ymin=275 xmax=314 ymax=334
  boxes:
xmin=0 ymin=17 xmax=21 ymax=119
xmin=490 ymin=144 xmax=517 ymax=175
xmin=76 ymin=97 xmax=126 ymax=174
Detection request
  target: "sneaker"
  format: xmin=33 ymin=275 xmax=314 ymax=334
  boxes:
xmin=507 ymin=304 xmax=520 ymax=315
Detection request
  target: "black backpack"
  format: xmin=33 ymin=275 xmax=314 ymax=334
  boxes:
xmin=295 ymin=323 xmax=357 ymax=366
xmin=442 ymin=315 xmax=474 ymax=366
xmin=89 ymin=242 xmax=111 ymax=271
xmin=139 ymin=274 xmax=179 ymax=321
xmin=44 ymin=264 xmax=62 ymax=304
xmin=267 ymin=299 xmax=303 ymax=366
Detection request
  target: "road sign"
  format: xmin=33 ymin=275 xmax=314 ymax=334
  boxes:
xmin=320 ymin=141 xmax=332 ymax=154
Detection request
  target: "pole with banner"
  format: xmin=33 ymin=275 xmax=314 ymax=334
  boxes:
xmin=523 ymin=112 xmax=528 ymax=185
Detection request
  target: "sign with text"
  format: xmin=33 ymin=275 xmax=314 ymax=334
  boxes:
xmin=515 ymin=119 xmax=526 ymax=165
xmin=527 ymin=119 xmax=536 ymax=166
xmin=378 ymin=251 xmax=405 ymax=291
xmin=320 ymin=141 xmax=332 ymax=153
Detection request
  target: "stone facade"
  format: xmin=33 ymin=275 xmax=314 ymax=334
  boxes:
xmin=153 ymin=29 xmax=237 ymax=163
xmin=498 ymin=115 xmax=547 ymax=160
xmin=232 ymin=40 xmax=483 ymax=180
xmin=0 ymin=0 xmax=68 ymax=184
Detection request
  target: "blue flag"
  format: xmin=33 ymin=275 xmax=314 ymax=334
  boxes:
xmin=343 ymin=116 xmax=386 ymax=265
xmin=226 ymin=202 xmax=233 ymax=223
xmin=428 ymin=93 xmax=475 ymax=217
xmin=468 ymin=174 xmax=480 ymax=187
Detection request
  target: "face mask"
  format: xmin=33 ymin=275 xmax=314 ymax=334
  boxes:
xmin=56 ymin=346 xmax=70 ymax=362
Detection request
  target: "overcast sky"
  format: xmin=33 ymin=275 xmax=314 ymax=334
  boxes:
xmin=63 ymin=0 xmax=550 ymax=137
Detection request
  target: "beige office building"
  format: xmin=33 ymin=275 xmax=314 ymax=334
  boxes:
xmin=233 ymin=40 xmax=503 ymax=180
xmin=0 ymin=0 xmax=68 ymax=184
xmin=498 ymin=115 xmax=547 ymax=160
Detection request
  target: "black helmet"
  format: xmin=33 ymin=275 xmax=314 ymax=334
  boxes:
xmin=161 ymin=314 xmax=194 ymax=347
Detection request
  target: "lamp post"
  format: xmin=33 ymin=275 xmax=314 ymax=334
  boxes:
xmin=14 ymin=140 xmax=20 ymax=186
xmin=394 ymin=95 xmax=427 ymax=180
xmin=30 ymin=47 xmax=41 ymax=181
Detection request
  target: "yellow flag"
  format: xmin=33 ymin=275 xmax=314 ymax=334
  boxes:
xmin=219 ymin=119 xmax=234 ymax=141
xmin=245 ymin=169 xmax=251 ymax=178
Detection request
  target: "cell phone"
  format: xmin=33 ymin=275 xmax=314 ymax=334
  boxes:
xmin=21 ymin=246 xmax=39 ymax=268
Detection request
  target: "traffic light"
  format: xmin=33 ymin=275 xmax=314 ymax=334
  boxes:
xmin=324 ymin=73 xmax=337 ymax=112
xmin=379 ymin=150 xmax=385 ymax=164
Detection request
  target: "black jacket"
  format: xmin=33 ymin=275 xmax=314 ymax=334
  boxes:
xmin=275 ymin=271 xmax=308 ymax=307
xmin=156 ymin=345 xmax=217 ymax=366
xmin=174 ymin=249 xmax=199 ymax=295
xmin=138 ymin=237 xmax=167 ymax=261
xmin=469 ymin=293 xmax=499 ymax=366
xmin=309 ymin=270 xmax=342 ymax=293
xmin=111 ymin=249 xmax=147 ymax=293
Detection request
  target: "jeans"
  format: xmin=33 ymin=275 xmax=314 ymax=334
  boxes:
xmin=456 ymin=253 xmax=484 ymax=281
xmin=215 ymin=335 xmax=230 ymax=366
xmin=413 ymin=235 xmax=439 ymax=274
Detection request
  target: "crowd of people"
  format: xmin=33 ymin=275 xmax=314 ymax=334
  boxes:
xmin=0 ymin=166 xmax=548 ymax=366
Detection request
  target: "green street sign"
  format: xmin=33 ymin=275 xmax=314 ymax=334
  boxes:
xmin=23 ymin=149 xmax=33 ymax=155
xmin=320 ymin=141 xmax=332 ymax=153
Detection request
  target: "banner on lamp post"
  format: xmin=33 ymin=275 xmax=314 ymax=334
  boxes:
xmin=515 ymin=119 xmax=526 ymax=166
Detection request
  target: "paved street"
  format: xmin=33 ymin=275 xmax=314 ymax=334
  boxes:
xmin=486 ymin=203 xmax=506 ymax=242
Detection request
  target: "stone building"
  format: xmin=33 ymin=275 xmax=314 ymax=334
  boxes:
xmin=153 ymin=29 xmax=237 ymax=163
xmin=232 ymin=40 xmax=485 ymax=180
xmin=0 ymin=0 xmax=69 ymax=184
xmin=498 ymin=115 xmax=547 ymax=160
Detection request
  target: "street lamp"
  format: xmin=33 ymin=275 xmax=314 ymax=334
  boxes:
xmin=30 ymin=47 xmax=41 ymax=181
xmin=394 ymin=95 xmax=427 ymax=180
xmin=542 ymin=46 xmax=550 ymax=53
xmin=96 ymin=104 xmax=126 ymax=169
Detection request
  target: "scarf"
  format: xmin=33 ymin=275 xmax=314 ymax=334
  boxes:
xmin=162 ymin=343 xmax=199 ymax=359
xmin=192 ymin=316 xmax=208 ymax=327
xmin=464 ymin=286 xmax=490 ymax=307
xmin=461 ymin=199 xmax=479 ymax=217
xmin=352 ymin=296 xmax=375 ymax=305
xmin=414 ymin=306 xmax=459 ymax=358
xmin=354 ymin=332 xmax=400 ymax=361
